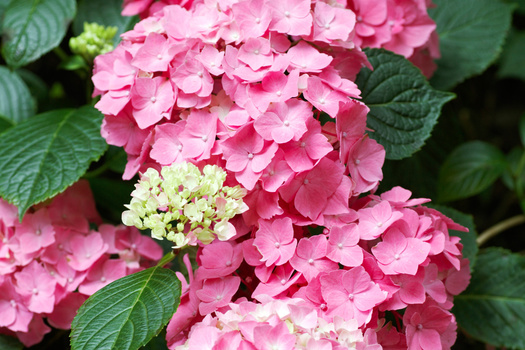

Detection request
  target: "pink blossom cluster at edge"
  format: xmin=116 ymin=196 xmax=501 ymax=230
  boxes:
xmin=0 ymin=181 xmax=163 ymax=346
xmin=89 ymin=0 xmax=471 ymax=349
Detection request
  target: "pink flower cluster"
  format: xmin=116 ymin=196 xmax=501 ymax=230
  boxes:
xmin=0 ymin=181 xmax=163 ymax=346
xmin=91 ymin=0 xmax=469 ymax=349
xmin=165 ymin=187 xmax=470 ymax=350
xmin=120 ymin=0 xmax=439 ymax=77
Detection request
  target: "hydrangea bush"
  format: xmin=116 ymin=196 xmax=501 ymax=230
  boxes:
xmin=0 ymin=0 xmax=522 ymax=349
xmin=87 ymin=0 xmax=467 ymax=349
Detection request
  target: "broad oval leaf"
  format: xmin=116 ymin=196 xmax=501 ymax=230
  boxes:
xmin=498 ymin=31 xmax=525 ymax=82
xmin=453 ymin=248 xmax=525 ymax=348
xmin=438 ymin=141 xmax=507 ymax=202
xmin=70 ymin=266 xmax=181 ymax=350
xmin=0 ymin=114 xmax=14 ymax=134
xmin=429 ymin=0 xmax=514 ymax=90
xmin=0 ymin=106 xmax=107 ymax=218
xmin=0 ymin=65 xmax=36 ymax=123
xmin=1 ymin=0 xmax=76 ymax=68
xmin=355 ymin=48 xmax=454 ymax=160
xmin=74 ymin=0 xmax=139 ymax=46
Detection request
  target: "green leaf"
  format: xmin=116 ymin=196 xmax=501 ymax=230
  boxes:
xmin=355 ymin=48 xmax=455 ymax=160
xmin=504 ymin=0 xmax=525 ymax=14
xmin=0 ymin=65 xmax=36 ymax=123
xmin=520 ymin=113 xmax=525 ymax=147
xmin=0 ymin=334 xmax=23 ymax=350
xmin=0 ymin=106 xmax=107 ymax=218
xmin=59 ymin=55 xmax=89 ymax=71
xmin=1 ymin=0 xmax=76 ymax=68
xmin=15 ymin=68 xmax=48 ymax=109
xmin=88 ymin=177 xmax=135 ymax=224
xmin=429 ymin=0 xmax=514 ymax=90
xmin=453 ymin=248 xmax=525 ymax=348
xmin=438 ymin=141 xmax=507 ymax=202
xmin=0 ymin=114 xmax=14 ymax=134
xmin=70 ymin=266 xmax=181 ymax=350
xmin=426 ymin=204 xmax=478 ymax=270
xmin=498 ymin=31 xmax=525 ymax=82
xmin=501 ymin=147 xmax=525 ymax=192
xmin=73 ymin=0 xmax=139 ymax=46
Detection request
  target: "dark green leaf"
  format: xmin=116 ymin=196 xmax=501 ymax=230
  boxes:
xmin=74 ymin=0 xmax=139 ymax=46
xmin=498 ymin=31 xmax=525 ymax=82
xmin=438 ymin=141 xmax=507 ymax=202
xmin=429 ymin=0 xmax=514 ymax=90
xmin=106 ymin=145 xmax=128 ymax=174
xmin=426 ymin=204 xmax=478 ymax=270
xmin=0 ymin=334 xmax=23 ymax=350
xmin=501 ymin=147 xmax=525 ymax=192
xmin=520 ymin=113 xmax=525 ymax=147
xmin=1 ymin=0 xmax=76 ymax=68
xmin=70 ymin=266 xmax=181 ymax=350
xmin=15 ymin=68 xmax=48 ymax=109
xmin=356 ymin=48 xmax=454 ymax=160
xmin=60 ymin=55 xmax=89 ymax=71
xmin=0 ymin=114 xmax=14 ymax=134
xmin=0 ymin=106 xmax=107 ymax=218
xmin=453 ymin=248 xmax=525 ymax=348
xmin=88 ymin=177 xmax=135 ymax=224
xmin=0 ymin=65 xmax=36 ymax=123
xmin=140 ymin=329 xmax=168 ymax=350
xmin=503 ymin=0 xmax=525 ymax=14
xmin=0 ymin=0 xmax=10 ymax=28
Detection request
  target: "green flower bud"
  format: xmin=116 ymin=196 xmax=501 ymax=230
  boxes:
xmin=69 ymin=22 xmax=118 ymax=62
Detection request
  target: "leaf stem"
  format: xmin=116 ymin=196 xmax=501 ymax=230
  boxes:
xmin=477 ymin=214 xmax=525 ymax=246
xmin=157 ymin=251 xmax=176 ymax=267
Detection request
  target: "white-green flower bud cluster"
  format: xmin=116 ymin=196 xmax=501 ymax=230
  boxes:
xmin=69 ymin=22 xmax=118 ymax=62
xmin=122 ymin=162 xmax=248 ymax=248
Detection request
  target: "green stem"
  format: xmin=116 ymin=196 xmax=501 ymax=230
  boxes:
xmin=157 ymin=251 xmax=176 ymax=267
xmin=82 ymin=161 xmax=111 ymax=178
xmin=477 ymin=214 xmax=525 ymax=246
xmin=53 ymin=46 xmax=69 ymax=62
